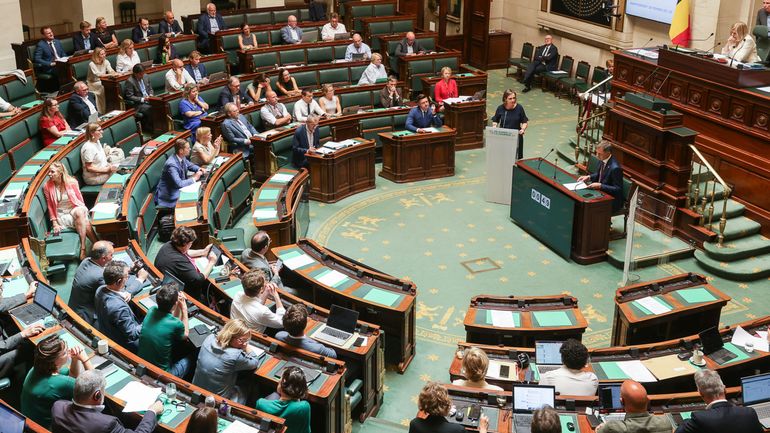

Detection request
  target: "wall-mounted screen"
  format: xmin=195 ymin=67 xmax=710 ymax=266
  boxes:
xmin=626 ymin=0 xmax=677 ymax=24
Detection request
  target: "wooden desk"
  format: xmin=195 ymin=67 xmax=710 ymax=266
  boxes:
xmin=251 ymin=168 xmax=310 ymax=259
xmin=307 ymin=137 xmax=376 ymax=202
xmin=612 ymin=273 xmax=730 ymax=346
xmin=658 ymin=47 xmax=770 ymax=88
xmin=379 ymin=126 xmax=456 ymax=183
xmin=464 ymin=295 xmax=587 ymax=346
xmin=423 ymin=384 xmax=512 ymax=433
xmin=273 ymin=239 xmax=417 ymax=373
xmin=419 ymin=69 xmax=488 ymax=100
xmin=236 ymin=40 xmax=357 ymax=73
xmin=511 ymin=158 xmax=613 ymax=264
xmin=396 ymin=50 xmax=463 ymax=89
xmin=441 ymin=99 xmax=486 ymax=150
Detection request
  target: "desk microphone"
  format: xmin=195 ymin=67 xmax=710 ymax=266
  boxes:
xmin=674 ymin=32 xmax=714 ymax=51
xmin=635 ymin=38 xmax=654 ymax=56
xmin=705 ymin=41 xmax=722 ymax=55
xmin=552 ymin=155 xmax=559 ymax=180
xmin=537 ymin=148 xmax=555 ymax=173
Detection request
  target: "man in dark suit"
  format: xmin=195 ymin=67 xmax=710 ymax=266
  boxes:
xmin=405 ymin=94 xmax=443 ymax=133
xmin=73 ymin=21 xmax=99 ymax=52
xmin=221 ymin=102 xmax=258 ymax=157
xmin=291 ymin=115 xmax=320 ymax=168
xmin=155 ymin=139 xmax=204 ymax=209
xmin=184 ymin=51 xmax=209 ymax=85
xmin=131 ymin=17 xmax=155 ymax=43
xmin=33 ymin=26 xmax=66 ymax=90
xmin=577 ymin=141 xmax=624 ymax=212
xmin=757 ymin=0 xmax=769 ymax=26
xmin=51 ymin=370 xmax=162 ymax=433
xmin=675 ymin=369 xmax=763 ymax=433
xmin=154 ymin=226 xmax=216 ymax=302
xmin=522 ymin=34 xmax=559 ymax=92
xmin=218 ymin=76 xmax=253 ymax=110
xmin=159 ymin=10 xmax=183 ymax=35
xmin=197 ymin=3 xmax=226 ymax=53
xmin=68 ymin=81 xmax=99 ymax=127
xmin=123 ymin=64 xmax=154 ymax=131
xmin=395 ymin=32 xmax=426 ymax=57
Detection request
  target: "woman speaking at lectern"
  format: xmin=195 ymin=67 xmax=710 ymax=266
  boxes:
xmin=491 ymin=89 xmax=528 ymax=160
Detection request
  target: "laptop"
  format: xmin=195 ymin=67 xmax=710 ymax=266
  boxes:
xmin=742 ymin=373 xmax=770 ymax=427
xmin=512 ymin=384 xmax=556 ymax=433
xmin=534 ymin=340 xmax=563 ymax=376
xmin=10 ymin=280 xmax=56 ymax=325
xmin=351 ymin=53 xmax=365 ymax=61
xmin=301 ymin=32 xmax=318 ymax=43
xmin=342 ymin=105 xmax=360 ymax=115
xmin=162 ymin=271 xmax=185 ymax=292
xmin=698 ymin=326 xmax=737 ymax=365
xmin=313 ymin=304 xmax=359 ymax=346
xmin=0 ymin=400 xmax=25 ymax=433
xmin=471 ymin=90 xmax=486 ymax=101
xmin=334 ymin=32 xmax=350 ymax=40
xmin=208 ymin=71 xmax=228 ymax=82
xmin=598 ymin=383 xmax=626 ymax=422
xmin=139 ymin=60 xmax=154 ymax=70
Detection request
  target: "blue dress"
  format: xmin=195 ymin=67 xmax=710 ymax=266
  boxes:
xmin=179 ymin=97 xmax=207 ymax=140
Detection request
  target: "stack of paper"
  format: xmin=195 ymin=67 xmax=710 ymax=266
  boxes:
xmin=114 ymin=381 xmax=162 ymax=412
xmin=282 ymin=253 xmax=315 ymax=270
xmin=252 ymin=208 xmax=278 ymax=220
xmin=616 ymin=360 xmax=657 ymax=382
xmin=634 ymin=296 xmax=673 ymax=315
xmin=92 ymin=202 xmax=120 ymax=216
xmin=271 ymin=173 xmax=294 ymax=183
xmin=731 ymin=326 xmax=769 ymax=352
xmin=324 ymin=141 xmax=344 ymax=150
xmin=223 ymin=420 xmax=261 ymax=433
xmin=315 ymin=147 xmax=334 ymax=155
xmin=338 ymin=139 xmax=358 ymax=147
xmin=421 ymin=127 xmax=440 ymax=133
xmin=487 ymin=359 xmax=517 ymax=379
xmin=180 ymin=182 xmax=201 ymax=194
xmin=316 ymin=269 xmax=348 ymax=287
xmin=490 ymin=309 xmax=517 ymax=328
xmin=563 ymin=182 xmax=588 ymax=191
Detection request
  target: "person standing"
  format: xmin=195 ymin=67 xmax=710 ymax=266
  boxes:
xmin=490 ymin=88 xmax=528 ymax=160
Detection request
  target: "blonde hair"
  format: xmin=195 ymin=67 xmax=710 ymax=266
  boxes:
xmin=196 ymin=126 xmax=211 ymax=141
xmin=91 ymin=47 xmax=106 ymax=64
xmin=49 ymin=161 xmax=76 ymax=186
xmin=418 ymin=382 xmax=452 ymax=416
xmin=321 ymin=83 xmax=334 ymax=94
xmin=731 ymin=21 xmax=750 ymax=40
xmin=216 ymin=319 xmax=251 ymax=347
xmin=371 ymin=53 xmax=382 ymax=62
xmin=462 ymin=347 xmax=490 ymax=382
xmin=441 ymin=66 xmax=452 ymax=75
xmin=119 ymin=39 xmax=133 ymax=55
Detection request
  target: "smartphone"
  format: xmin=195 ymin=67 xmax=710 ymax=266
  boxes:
xmin=468 ymin=404 xmax=481 ymax=420
xmin=499 ymin=364 xmax=510 ymax=378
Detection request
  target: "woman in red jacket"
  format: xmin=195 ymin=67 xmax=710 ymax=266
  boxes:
xmin=434 ymin=66 xmax=458 ymax=112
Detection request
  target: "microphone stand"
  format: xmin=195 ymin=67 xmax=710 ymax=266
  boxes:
xmin=537 ymin=148 xmax=555 ymax=173
xmin=552 ymin=155 xmax=559 ymax=180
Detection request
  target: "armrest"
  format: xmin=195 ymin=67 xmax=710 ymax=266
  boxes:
xmin=46 ymin=235 xmax=63 ymax=243
xmin=346 ymin=378 xmax=363 ymax=395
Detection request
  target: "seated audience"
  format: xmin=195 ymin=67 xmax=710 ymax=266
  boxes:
xmin=321 ymin=13 xmax=347 ymax=41
xmin=94 ymin=17 xmax=118 ymax=49
xmin=405 ymin=94 xmax=443 ymax=133
xmin=40 ymin=98 xmax=70 ymax=146
xmin=409 ymin=382 xmax=488 ymax=433
xmin=241 ymin=231 xmax=286 ymax=288
xmin=0 ymin=280 xmax=43 ymax=379
xmin=294 ymin=88 xmax=325 ymax=122
xmin=345 ymin=33 xmax=371 ymax=61
xmin=674 ymin=369 xmax=763 ymax=433
xmin=185 ymin=51 xmax=210 ymax=85
xmin=276 ymin=303 xmax=336 ymax=358
xmin=160 ymin=10 xmax=183 ymax=35
xmin=247 ymin=74 xmax=272 ymax=101
xmin=192 ymin=319 xmax=261 ymax=404
xmin=576 ymin=141 xmax=623 ymax=212
xmin=256 ymin=366 xmax=311 ymax=433
xmin=451 ymin=347 xmax=504 ymax=391
xmin=434 ymin=66 xmax=458 ymax=109
xmin=138 ymin=283 xmax=192 ymax=378
xmin=230 ymin=269 xmax=285 ymax=334
xmin=491 ymin=88 xmax=528 ymax=160
xmin=132 ymin=17 xmax=155 ymax=43
xmin=291 ymin=115 xmax=320 ymax=169
xmin=81 ymin=122 xmax=122 ymax=185
xmin=380 ymin=76 xmax=403 ymax=108
xmin=596 ymin=380 xmax=671 ymax=433
xmin=185 ymin=407 xmax=218 ymax=433
xmin=155 ymin=139 xmax=205 ymax=209
xmin=281 ymin=15 xmax=303 ymax=44
xmin=218 ymin=76 xmax=253 ymax=109
xmin=33 ymin=27 xmax=65 ymax=90
xmin=532 ymin=406 xmax=561 ymax=433
xmin=260 ymin=91 xmax=292 ymax=128
xmin=318 ymin=84 xmax=341 ymax=116
xmin=276 ymin=68 xmax=301 ymax=97
xmin=522 ymin=35 xmax=558 ymax=93
xmin=191 ymin=126 xmax=222 ymax=167
xmin=157 ymin=33 xmax=177 ymax=64
xmin=43 ymin=162 xmax=96 ymax=259
xmin=52 ymin=370 xmax=162 ymax=433
xmin=358 ymin=53 xmax=388 ymax=85
xmin=197 ymin=3 xmax=226 ymax=54
xmin=86 ymin=47 xmax=116 ymax=112
xmin=94 ymin=260 xmax=146 ymax=352
xmin=179 ymin=84 xmax=209 ymax=141
xmin=154 ymin=226 xmax=217 ymax=300
xmin=68 ymin=81 xmax=99 ymax=127
xmin=115 ymin=39 xmax=141 ymax=74
xmin=395 ymin=32 xmax=426 ymax=56
xmin=73 ymin=21 xmax=98 ymax=52
xmin=721 ymin=21 xmax=761 ymax=63
xmin=124 ymin=64 xmax=153 ymax=130
xmin=538 ymin=338 xmax=598 ymax=396
xmin=166 ymin=59 xmax=195 ymax=92
xmin=0 ymin=96 xmax=21 ymax=118
xmin=21 ymin=335 xmax=93 ymax=428
xmin=221 ymin=102 xmax=258 ymax=157
xmin=239 ymin=22 xmax=258 ymax=50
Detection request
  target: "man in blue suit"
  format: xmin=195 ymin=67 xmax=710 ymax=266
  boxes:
xmin=73 ymin=21 xmax=99 ymax=52
xmin=405 ymin=94 xmax=443 ymax=133
xmin=184 ymin=51 xmax=209 ymax=84
xmin=67 ymin=81 xmax=99 ymax=127
xmin=218 ymin=76 xmax=253 ymax=110
xmin=281 ymin=15 xmax=303 ymax=44
xmin=197 ymin=3 xmax=226 ymax=53
xmin=577 ymin=141 xmax=624 ymax=212
xmin=132 ymin=17 xmax=156 ymax=43
xmin=155 ymin=139 xmax=204 ymax=209
xmin=522 ymin=34 xmax=559 ymax=92
xmin=291 ymin=115 xmax=320 ymax=168
xmin=221 ymin=103 xmax=258 ymax=157
xmin=33 ymin=26 xmax=65 ymax=90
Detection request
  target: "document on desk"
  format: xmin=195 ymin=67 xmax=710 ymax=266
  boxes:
xmin=252 ymin=208 xmax=278 ymax=220
xmin=487 ymin=359 xmax=517 ymax=379
xmin=92 ymin=202 xmax=120 ymax=218
xmin=490 ymin=309 xmax=517 ymax=328
xmin=642 ymin=354 xmax=698 ymax=380
xmin=282 ymin=253 xmax=315 ymax=270
xmin=617 ymin=360 xmax=657 ymax=382
xmin=563 ymin=182 xmax=588 ymax=191
xmin=223 ymin=420 xmax=261 ymax=433
xmin=421 ymin=127 xmax=441 ymax=133
xmin=634 ymin=296 xmax=673 ymax=315
xmin=180 ymin=181 xmax=201 ymax=193
xmin=114 ymin=381 xmax=162 ymax=412
xmin=316 ymin=269 xmax=348 ymax=287
xmin=270 ymin=173 xmax=295 ymax=183
xmin=731 ymin=326 xmax=769 ymax=352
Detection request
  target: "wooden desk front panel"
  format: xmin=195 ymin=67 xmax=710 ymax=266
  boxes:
xmin=308 ymin=141 xmax=376 ymax=203
xmin=380 ymin=130 xmax=456 ymax=183
xmin=443 ymin=101 xmax=485 ymax=150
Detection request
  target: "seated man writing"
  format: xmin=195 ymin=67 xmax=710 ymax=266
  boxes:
xmin=576 ymin=141 xmax=624 ymax=212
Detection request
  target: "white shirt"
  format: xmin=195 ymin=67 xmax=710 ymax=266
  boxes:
xmin=230 ymin=292 xmax=285 ymax=333
xmin=289 ymin=28 xmax=299 ymax=42
xmin=115 ymin=52 xmax=141 ymax=74
xmin=321 ymin=22 xmax=347 ymax=40
xmin=81 ymin=95 xmax=97 ymax=114
xmin=538 ymin=366 xmax=598 ymax=397
xmin=293 ymin=98 xmax=325 ymax=122
xmin=165 ymin=68 xmax=195 ymax=92
xmin=208 ymin=16 xmax=220 ymax=34
xmin=451 ymin=379 xmax=504 ymax=391
xmin=358 ymin=63 xmax=387 ymax=85
xmin=260 ymin=102 xmax=288 ymax=125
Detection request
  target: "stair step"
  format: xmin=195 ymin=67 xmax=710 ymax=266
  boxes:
xmin=689 ymin=180 xmax=728 ymax=202
xmin=694 ymin=249 xmax=770 ymax=281
xmin=702 ymin=235 xmax=770 ymax=261
xmin=690 ymin=198 xmax=745 ymax=221
xmin=720 ymin=216 xmax=762 ymax=241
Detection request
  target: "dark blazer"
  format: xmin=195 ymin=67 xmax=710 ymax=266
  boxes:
xmin=291 ymin=124 xmax=320 ymax=168
xmin=534 ymin=43 xmax=559 ymax=71
xmin=94 ymin=286 xmax=142 ymax=352
xmin=196 ymin=13 xmax=226 ymax=50
xmin=184 ymin=63 xmax=208 ymax=82
xmin=379 ymin=86 xmax=403 ymax=108
xmin=159 ymin=20 xmax=183 ymax=34
xmin=67 ymin=93 xmax=98 ymax=126
xmin=674 ymin=401 xmax=763 ymax=433
xmin=155 ymin=154 xmax=200 ymax=208
xmin=589 ymin=155 xmax=624 ymax=212
xmin=408 ymin=415 xmax=464 ymax=433
xmin=33 ymin=39 xmax=65 ymax=74
xmin=405 ymin=106 xmax=443 ymax=132
xmin=131 ymin=25 xmax=155 ymax=43
xmin=758 ymin=9 xmax=768 ymax=26
xmin=153 ymin=241 xmax=209 ymax=300
xmin=123 ymin=75 xmax=153 ymax=106
xmin=52 ymin=400 xmax=157 ymax=433
xmin=217 ymin=86 xmax=253 ymax=110
xmin=73 ymin=32 xmax=99 ymax=52
xmin=222 ymin=115 xmax=258 ymax=156
xmin=70 ymin=258 xmax=143 ymax=325
xmin=395 ymin=39 xmax=425 ymax=56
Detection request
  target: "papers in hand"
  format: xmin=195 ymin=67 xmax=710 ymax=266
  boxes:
xmin=180 ymin=182 xmax=201 ymax=193
xmin=248 ymin=344 xmax=266 ymax=358
xmin=731 ymin=326 xmax=769 ymax=352
xmin=635 ymin=296 xmax=672 ymax=315
xmin=282 ymin=253 xmax=315 ymax=270
xmin=563 ymin=182 xmax=588 ymax=191
xmin=490 ymin=309 xmax=517 ymax=328
xmin=114 ymin=381 xmax=162 ymax=412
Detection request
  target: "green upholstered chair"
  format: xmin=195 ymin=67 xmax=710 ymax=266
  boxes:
xmin=391 ymin=20 xmax=412 ymax=34
xmin=108 ymin=116 xmax=142 ymax=154
xmin=753 ymin=26 xmax=770 ymax=63
xmin=574 ymin=66 xmax=606 ymax=95
xmin=279 ymin=49 xmax=306 ymax=66
xmin=507 ymin=41 xmax=534 ymax=78
xmin=252 ymin=52 xmax=279 ymax=71
xmin=2 ymin=76 xmax=37 ymax=106
xmin=0 ymin=154 xmax=12 ymax=186
xmin=173 ymin=39 xmax=196 ymax=59
xmin=307 ymin=46 xmax=334 ymax=64
xmin=407 ymin=59 xmax=434 ymax=96
xmin=559 ymin=61 xmax=590 ymax=102
xmin=293 ymin=71 xmax=318 ymax=88
xmin=272 ymin=135 xmax=293 ymax=168
xmin=220 ymin=34 xmax=242 ymax=67
xmin=28 ymin=192 xmax=81 ymax=266
xmin=349 ymin=65 xmax=367 ymax=83
xmin=319 ymin=67 xmax=350 ymax=86
xmin=223 ymin=14 xmax=245 ymax=29
xmin=340 ymin=91 xmax=373 ymax=109
xmin=246 ymin=12 xmax=272 ymax=25
xmin=543 ymin=55 xmax=574 ymax=96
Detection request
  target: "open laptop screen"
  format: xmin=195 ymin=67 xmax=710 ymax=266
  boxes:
xmin=513 ymin=384 xmax=555 ymax=412
xmin=0 ymin=400 xmax=26 ymax=433
xmin=599 ymin=384 xmax=623 ymax=410
xmin=535 ymin=341 xmax=563 ymax=365
xmin=327 ymin=304 xmax=359 ymax=333
xmin=698 ymin=326 xmax=724 ymax=355
xmin=35 ymin=281 xmax=57 ymax=312
xmin=162 ymin=271 xmax=185 ymax=292
xmin=742 ymin=373 xmax=770 ymax=405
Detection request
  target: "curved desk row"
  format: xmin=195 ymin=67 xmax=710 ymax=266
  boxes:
xmin=252 ymin=168 xmax=310 ymax=255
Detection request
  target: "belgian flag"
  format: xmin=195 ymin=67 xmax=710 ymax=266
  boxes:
xmin=669 ymin=0 xmax=691 ymax=46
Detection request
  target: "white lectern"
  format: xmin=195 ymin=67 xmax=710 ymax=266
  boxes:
xmin=485 ymin=126 xmax=518 ymax=205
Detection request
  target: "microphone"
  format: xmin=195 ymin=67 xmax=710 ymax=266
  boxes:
xmin=537 ymin=148 xmax=555 ymax=173
xmin=552 ymin=155 xmax=559 ymax=180
xmin=674 ymin=32 xmax=713 ymax=51
xmin=652 ymin=70 xmax=673 ymax=98
xmin=636 ymin=37 xmax=654 ymax=55
xmin=729 ymin=39 xmax=747 ymax=68
xmin=704 ymin=40 xmax=721 ymax=55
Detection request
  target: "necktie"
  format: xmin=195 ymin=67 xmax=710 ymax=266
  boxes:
xmin=49 ymin=41 xmax=59 ymax=59
xmin=542 ymin=45 xmax=550 ymax=58
xmin=139 ymin=79 xmax=147 ymax=97
xmin=598 ymin=161 xmax=605 ymax=181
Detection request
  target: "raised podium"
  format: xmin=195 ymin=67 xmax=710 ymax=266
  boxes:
xmin=306 ymin=138 xmax=376 ymax=203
